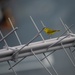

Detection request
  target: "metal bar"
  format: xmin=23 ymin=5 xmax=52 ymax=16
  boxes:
xmin=43 ymin=53 xmax=58 ymax=75
xmin=47 ymin=34 xmax=69 ymax=50
xmin=31 ymin=49 xmax=52 ymax=75
xmin=30 ymin=16 xmax=45 ymax=42
xmin=0 ymin=31 xmax=8 ymax=48
xmin=9 ymin=15 xmax=45 ymax=71
xmin=30 ymin=17 xmax=54 ymax=74
xmin=9 ymin=56 xmax=26 ymax=70
xmin=0 ymin=31 xmax=17 ymax=75
xmin=65 ymin=24 xmax=73 ymax=33
xmin=8 ymin=18 xmax=22 ymax=61
xmin=9 ymin=42 xmax=74 ymax=70
xmin=57 ymin=24 xmax=73 ymax=40
xmin=47 ymin=24 xmax=74 ymax=50
xmin=10 ymin=27 xmax=45 ymax=67
xmin=8 ymin=18 xmax=22 ymax=45
xmin=12 ymin=27 xmax=45 ymax=58
xmin=72 ymin=49 xmax=75 ymax=53
xmin=0 ymin=35 xmax=74 ymax=57
xmin=60 ymin=18 xmax=69 ymax=34
xmin=40 ymin=21 xmax=46 ymax=28
xmin=30 ymin=17 xmax=55 ymax=75
xmin=7 ymin=61 xmax=17 ymax=75
xmin=69 ymin=47 xmax=75 ymax=60
xmin=0 ymin=27 xmax=18 ymax=42
xmin=40 ymin=22 xmax=73 ymax=60
xmin=0 ymin=43 xmax=74 ymax=62
xmin=41 ymin=50 xmax=56 ymax=61
xmin=61 ymin=42 xmax=75 ymax=66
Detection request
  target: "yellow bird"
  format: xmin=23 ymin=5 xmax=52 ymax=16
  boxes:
xmin=44 ymin=27 xmax=60 ymax=35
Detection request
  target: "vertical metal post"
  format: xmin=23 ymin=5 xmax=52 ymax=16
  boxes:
xmin=8 ymin=18 xmax=22 ymax=45
xmin=59 ymin=18 xmax=69 ymax=34
xmin=0 ymin=31 xmax=8 ymax=49
xmin=30 ymin=16 xmax=58 ymax=74
xmin=31 ymin=49 xmax=52 ymax=75
xmin=30 ymin=16 xmax=45 ymax=42
xmin=61 ymin=42 xmax=75 ymax=66
xmin=9 ymin=27 xmax=45 ymax=69
xmin=41 ymin=50 xmax=56 ymax=61
xmin=0 ymin=31 xmax=18 ymax=75
xmin=43 ymin=53 xmax=58 ymax=75
xmin=69 ymin=47 xmax=75 ymax=61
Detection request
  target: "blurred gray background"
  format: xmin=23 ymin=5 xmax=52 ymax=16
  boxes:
xmin=0 ymin=0 xmax=75 ymax=75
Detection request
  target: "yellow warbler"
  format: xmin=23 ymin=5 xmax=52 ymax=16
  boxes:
xmin=44 ymin=27 xmax=60 ymax=35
